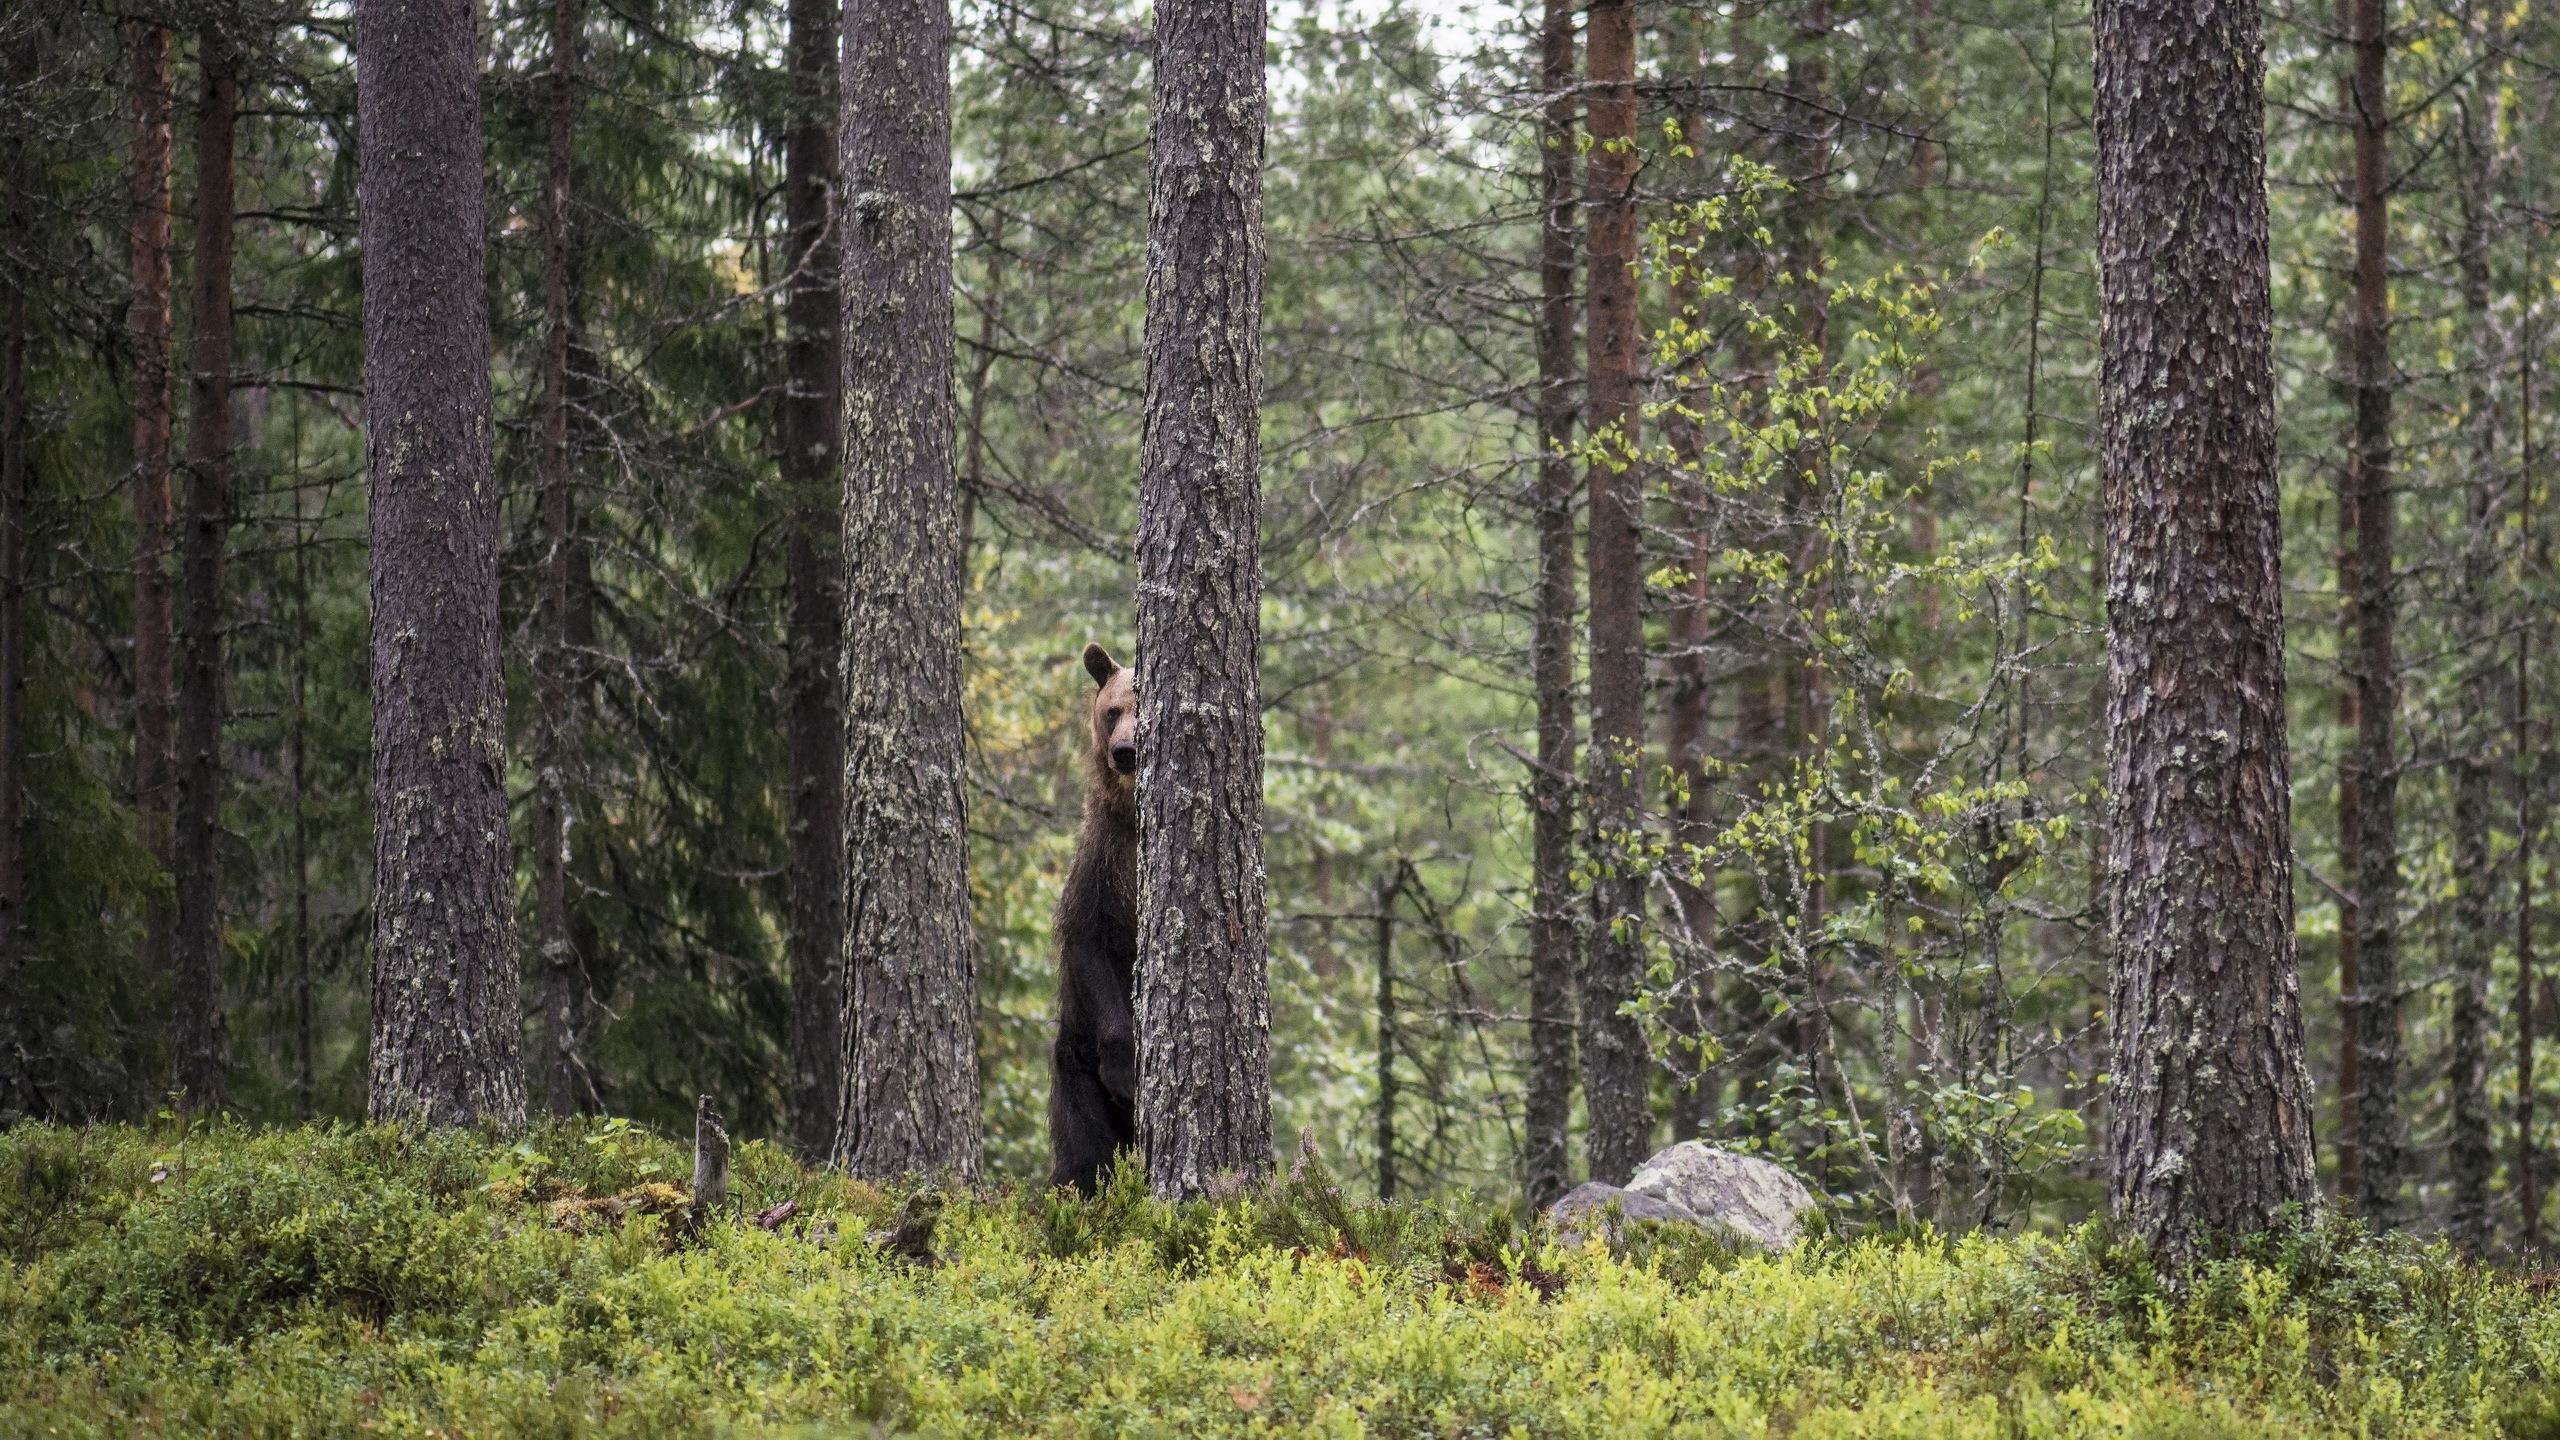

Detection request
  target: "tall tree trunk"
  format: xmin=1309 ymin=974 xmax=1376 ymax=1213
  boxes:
xmin=1133 ymin=0 xmax=1273 ymax=1200
xmin=2333 ymin=550 xmax=2363 ymax=1202
xmin=2522 ymin=623 xmax=2544 ymax=1253
xmin=2445 ymin=64 xmax=2503 ymax=1256
xmin=1374 ymin=873 xmax=1397 ymax=1201
xmin=0 ymin=21 xmax=32 ymax=1117
xmin=2093 ymin=0 xmax=2320 ymax=1261
xmin=172 ymin=28 xmax=235 ymax=1110
xmin=782 ymin=0 xmax=845 ymax=1163
xmin=357 ymin=0 xmax=525 ymax=1129
xmin=2519 ymin=199 xmax=2548 ymax=1256
xmin=1522 ymin=0 xmax=1579 ymax=1210
xmin=834 ymin=0 xmax=979 ymax=1179
xmin=1578 ymin=0 xmax=1652 ymax=1187
xmin=289 ymin=490 xmax=313 ymax=1119
xmin=2340 ymin=0 xmax=2405 ymax=1229
xmin=129 ymin=15 xmax=177 ymax=1010
xmin=531 ymin=0 xmax=585 ymax=1118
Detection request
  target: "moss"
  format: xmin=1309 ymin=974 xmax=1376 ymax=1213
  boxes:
xmin=2 ymin=1119 xmax=2553 ymax=1437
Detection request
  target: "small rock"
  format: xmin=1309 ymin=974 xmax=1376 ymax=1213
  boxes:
xmin=1549 ymin=1142 xmax=1817 ymax=1251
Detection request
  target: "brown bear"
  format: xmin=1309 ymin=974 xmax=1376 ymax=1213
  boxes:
xmin=1048 ymin=642 xmax=1139 ymax=1193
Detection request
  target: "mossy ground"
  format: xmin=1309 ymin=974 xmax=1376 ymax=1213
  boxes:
xmin=3 ymin=1118 xmax=2557 ymax=1437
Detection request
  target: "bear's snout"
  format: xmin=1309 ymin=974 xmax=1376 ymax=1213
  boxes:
xmin=1111 ymin=743 xmax=1138 ymax=775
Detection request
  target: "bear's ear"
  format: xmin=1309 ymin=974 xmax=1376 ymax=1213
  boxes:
xmin=1083 ymin=643 xmax=1120 ymax=688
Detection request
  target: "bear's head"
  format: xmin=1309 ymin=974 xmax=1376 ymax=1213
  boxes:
xmin=1083 ymin=642 xmax=1138 ymax=805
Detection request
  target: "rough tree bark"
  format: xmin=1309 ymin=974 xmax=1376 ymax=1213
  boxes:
xmin=1374 ymin=873 xmax=1397 ymax=1201
xmin=1522 ymin=0 xmax=1579 ymax=1211
xmin=2520 ymin=207 xmax=2548 ymax=1256
xmin=2445 ymin=64 xmax=2503 ymax=1256
xmin=782 ymin=0 xmax=845 ymax=1161
xmin=2339 ymin=0 xmax=2405 ymax=1228
xmin=172 ymin=27 xmax=235 ymax=1110
xmin=1579 ymin=0 xmax=1652 ymax=1187
xmin=2333 ymin=562 xmax=2363 ymax=1201
xmin=0 ymin=21 xmax=32 ymax=1117
xmin=2522 ymin=624 xmax=2544 ymax=1254
xmin=289 ymin=500 xmax=313 ymax=1118
xmin=129 ymin=14 xmax=177 ymax=1001
xmin=1133 ymin=0 xmax=1274 ymax=1200
xmin=834 ymin=0 xmax=979 ymax=1180
xmin=2093 ymin=0 xmax=2320 ymax=1260
xmin=357 ymin=0 xmax=526 ymax=1129
xmin=530 ymin=0 xmax=589 ymax=1118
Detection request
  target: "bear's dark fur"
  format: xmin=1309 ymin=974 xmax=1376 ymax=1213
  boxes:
xmin=1048 ymin=642 xmax=1140 ymax=1193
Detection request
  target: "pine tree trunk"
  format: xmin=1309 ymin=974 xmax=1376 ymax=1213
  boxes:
xmin=2340 ymin=0 xmax=2405 ymax=1229
xmin=782 ymin=0 xmax=845 ymax=1162
xmin=2445 ymin=67 xmax=2504 ymax=1256
xmin=0 ymin=24 xmax=31 ymax=1116
xmin=834 ymin=0 xmax=979 ymax=1180
xmin=2094 ymin=0 xmax=2319 ymax=1261
xmin=172 ymin=30 xmax=235 ymax=1111
xmin=1522 ymin=0 xmax=1580 ymax=1211
xmin=531 ymin=0 xmax=586 ymax=1119
xmin=1579 ymin=0 xmax=1652 ymax=1186
xmin=129 ymin=17 xmax=177 ymax=1007
xmin=1374 ymin=875 xmax=1397 ymax=1201
xmin=2518 ymin=207 xmax=2548 ymax=1255
xmin=2333 ymin=537 xmax=2363 ymax=1203
xmin=357 ymin=0 xmax=526 ymax=1129
xmin=289 ymin=515 xmax=312 ymax=1120
xmin=1133 ymin=0 xmax=1274 ymax=1200
xmin=2522 ymin=627 xmax=2544 ymax=1254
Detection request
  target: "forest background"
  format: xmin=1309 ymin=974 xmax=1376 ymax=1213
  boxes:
xmin=0 ymin=0 xmax=2553 ymax=1250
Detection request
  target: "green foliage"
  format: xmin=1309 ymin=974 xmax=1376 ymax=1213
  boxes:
xmin=4 ymin=1121 xmax=2556 ymax=1437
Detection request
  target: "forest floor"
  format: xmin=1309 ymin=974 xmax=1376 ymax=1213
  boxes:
xmin=3 ymin=1120 xmax=2557 ymax=1438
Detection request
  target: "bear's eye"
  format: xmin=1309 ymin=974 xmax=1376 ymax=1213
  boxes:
xmin=1103 ymin=708 xmax=1121 ymax=725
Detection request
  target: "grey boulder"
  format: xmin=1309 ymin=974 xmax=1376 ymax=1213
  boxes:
xmin=1549 ymin=1142 xmax=1818 ymax=1251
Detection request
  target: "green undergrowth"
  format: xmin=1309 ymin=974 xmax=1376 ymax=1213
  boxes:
xmin=3 ymin=1119 xmax=2558 ymax=1437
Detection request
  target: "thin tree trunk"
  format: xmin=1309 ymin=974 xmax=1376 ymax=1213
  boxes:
xmin=531 ymin=0 xmax=585 ymax=1119
xmin=172 ymin=28 xmax=235 ymax=1110
xmin=1133 ymin=0 xmax=1273 ymax=1200
xmin=129 ymin=16 xmax=177 ymax=1008
xmin=782 ymin=0 xmax=844 ymax=1161
xmin=2334 ymin=543 xmax=2363 ymax=1203
xmin=0 ymin=21 xmax=32 ymax=1117
xmin=2446 ymin=66 xmax=2504 ymax=1256
xmin=2519 ymin=198 xmax=2547 ymax=1255
xmin=1522 ymin=0 xmax=1579 ymax=1210
xmin=2522 ymin=621 xmax=2543 ymax=1253
xmin=357 ymin=0 xmax=525 ymax=1129
xmin=2094 ymin=0 xmax=2320 ymax=1261
xmin=1578 ymin=0 xmax=1652 ymax=1187
xmin=834 ymin=0 xmax=979 ymax=1179
xmin=1375 ymin=874 xmax=1396 ymax=1201
xmin=2340 ymin=0 xmax=2405 ymax=1228
xmin=290 ymin=486 xmax=312 ymax=1120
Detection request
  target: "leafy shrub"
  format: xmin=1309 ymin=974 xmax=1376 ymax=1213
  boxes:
xmin=2 ymin=1120 xmax=2554 ymax=1437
